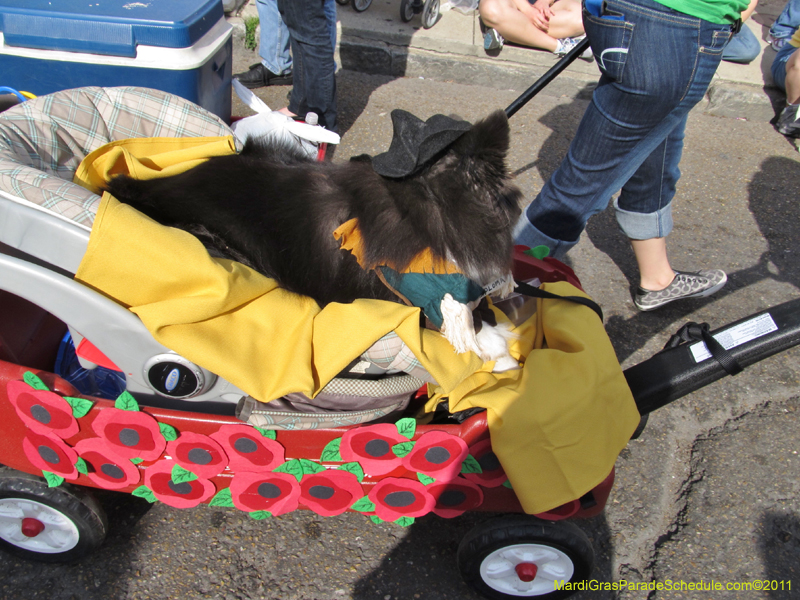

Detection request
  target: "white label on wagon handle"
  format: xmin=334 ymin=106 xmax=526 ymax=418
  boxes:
xmin=690 ymin=313 xmax=778 ymax=363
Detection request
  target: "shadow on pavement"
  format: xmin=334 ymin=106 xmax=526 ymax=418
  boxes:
xmin=351 ymin=512 xmax=617 ymax=600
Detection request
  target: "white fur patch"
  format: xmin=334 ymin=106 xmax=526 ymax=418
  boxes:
xmin=476 ymin=321 xmax=520 ymax=372
xmin=440 ymin=293 xmax=481 ymax=355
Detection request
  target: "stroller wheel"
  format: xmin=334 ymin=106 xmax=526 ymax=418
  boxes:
xmin=400 ymin=0 xmax=416 ymax=22
xmin=0 ymin=468 xmax=108 ymax=563
xmin=353 ymin=0 xmax=372 ymax=11
xmin=458 ymin=515 xmax=594 ymax=599
xmin=422 ymin=0 xmax=440 ymax=29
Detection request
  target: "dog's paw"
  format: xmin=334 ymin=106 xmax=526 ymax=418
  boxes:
xmin=440 ymin=293 xmax=481 ymax=355
xmin=475 ymin=321 xmax=520 ymax=372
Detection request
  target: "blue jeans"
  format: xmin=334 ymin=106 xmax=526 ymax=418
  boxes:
xmin=258 ymin=0 xmax=337 ymax=75
xmin=514 ymin=0 xmax=732 ymax=258
xmin=722 ymin=25 xmax=761 ymax=63
xmin=770 ymin=0 xmax=800 ymax=42
xmin=278 ymin=0 xmax=338 ymax=131
xmin=772 ymin=41 xmax=798 ymax=91
xmin=257 ymin=0 xmax=292 ymax=75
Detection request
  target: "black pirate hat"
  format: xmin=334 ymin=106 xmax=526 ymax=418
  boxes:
xmin=367 ymin=109 xmax=472 ymax=178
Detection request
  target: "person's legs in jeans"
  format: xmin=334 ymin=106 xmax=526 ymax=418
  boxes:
xmin=514 ymin=0 xmax=730 ymax=291
xmin=278 ymin=0 xmax=338 ymax=132
xmin=258 ymin=0 xmax=292 ymax=75
xmin=722 ymin=25 xmax=761 ymax=63
xmin=234 ymin=0 xmax=293 ymax=88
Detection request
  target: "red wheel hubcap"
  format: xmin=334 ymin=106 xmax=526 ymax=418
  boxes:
xmin=515 ymin=562 xmax=538 ymax=582
xmin=21 ymin=517 xmax=45 ymax=538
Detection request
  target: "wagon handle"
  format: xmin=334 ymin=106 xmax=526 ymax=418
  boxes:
xmin=504 ymin=37 xmax=592 ymax=119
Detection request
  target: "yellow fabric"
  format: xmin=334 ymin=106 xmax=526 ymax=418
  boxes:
xmin=334 ymin=218 xmax=459 ymax=274
xmin=73 ymin=138 xmax=640 ymax=514
xmin=74 ymin=136 xmax=238 ymax=193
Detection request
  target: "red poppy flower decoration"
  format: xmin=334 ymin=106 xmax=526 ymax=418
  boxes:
xmin=340 ymin=424 xmax=406 ymax=476
xmin=462 ymin=439 xmax=507 ymax=487
xmin=91 ymin=408 xmax=166 ymax=462
xmin=166 ymin=432 xmax=228 ymax=480
xmin=210 ymin=425 xmax=284 ymax=472
xmin=144 ymin=460 xmax=216 ymax=509
xmin=21 ymin=431 xmax=79 ymax=480
xmin=368 ymin=478 xmax=435 ymax=522
xmin=229 ymin=471 xmax=301 ymax=516
xmin=299 ymin=469 xmax=365 ymax=517
xmin=401 ymin=431 xmax=469 ymax=482
xmin=7 ymin=380 xmax=78 ymax=439
xmin=428 ymin=479 xmax=484 ymax=518
xmin=74 ymin=438 xmax=141 ymax=490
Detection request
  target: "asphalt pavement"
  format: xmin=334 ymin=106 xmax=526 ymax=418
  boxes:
xmin=1 ymin=4 xmax=799 ymax=600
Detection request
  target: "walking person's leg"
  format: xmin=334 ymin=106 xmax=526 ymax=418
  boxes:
xmin=278 ymin=0 xmax=338 ymax=132
xmin=514 ymin=0 xmax=732 ymax=307
xmin=235 ymin=0 xmax=293 ymax=88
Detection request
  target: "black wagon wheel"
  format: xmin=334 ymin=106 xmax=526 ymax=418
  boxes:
xmin=400 ymin=0 xmax=417 ymax=22
xmin=335 ymin=0 xmax=350 ymax=5
xmin=353 ymin=0 xmax=373 ymax=11
xmin=458 ymin=515 xmax=594 ymax=599
xmin=0 ymin=468 xmax=108 ymax=563
xmin=422 ymin=0 xmax=441 ymax=28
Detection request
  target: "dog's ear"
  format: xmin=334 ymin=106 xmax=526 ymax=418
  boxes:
xmin=469 ymin=110 xmax=510 ymax=153
xmin=450 ymin=110 xmax=511 ymax=176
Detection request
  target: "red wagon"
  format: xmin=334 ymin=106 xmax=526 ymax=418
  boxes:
xmin=1 ymin=85 xmax=798 ymax=600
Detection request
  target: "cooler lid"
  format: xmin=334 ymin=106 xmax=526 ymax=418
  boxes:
xmin=0 ymin=0 xmax=224 ymax=57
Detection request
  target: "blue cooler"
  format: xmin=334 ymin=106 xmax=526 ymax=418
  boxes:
xmin=0 ymin=0 xmax=232 ymax=121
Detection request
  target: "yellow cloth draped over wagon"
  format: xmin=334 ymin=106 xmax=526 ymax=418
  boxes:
xmin=73 ymin=137 xmax=640 ymax=514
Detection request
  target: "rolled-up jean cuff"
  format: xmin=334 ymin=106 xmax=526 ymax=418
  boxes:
xmin=614 ymin=198 xmax=673 ymax=240
xmin=512 ymin=213 xmax=579 ymax=260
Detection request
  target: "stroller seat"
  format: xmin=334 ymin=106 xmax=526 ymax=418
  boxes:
xmin=0 ymin=87 xmax=427 ymax=424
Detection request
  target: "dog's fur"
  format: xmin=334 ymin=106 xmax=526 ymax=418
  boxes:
xmin=105 ymin=110 xmax=523 ymax=362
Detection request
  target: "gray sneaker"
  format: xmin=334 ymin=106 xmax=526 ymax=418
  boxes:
xmin=484 ymin=28 xmax=504 ymax=51
xmin=634 ymin=269 xmax=727 ymax=311
xmin=776 ymin=103 xmax=800 ymax=137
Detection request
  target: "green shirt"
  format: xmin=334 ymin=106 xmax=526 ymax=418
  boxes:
xmin=652 ymin=0 xmax=749 ymax=24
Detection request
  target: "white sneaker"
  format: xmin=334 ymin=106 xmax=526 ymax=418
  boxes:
xmin=554 ymin=35 xmax=593 ymax=60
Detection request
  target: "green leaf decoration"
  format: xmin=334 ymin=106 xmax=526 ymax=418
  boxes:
xmin=350 ymin=496 xmax=376 ymax=513
xmin=523 ymin=245 xmax=551 ymax=260
xmin=130 ymin=457 xmax=144 ymax=465
xmin=394 ymin=516 xmax=415 ymax=527
xmin=132 ymin=485 xmax=157 ymax=503
xmin=273 ymin=459 xmax=305 ymax=482
xmin=320 ymin=438 xmax=342 ymax=462
xmin=461 ymin=454 xmax=483 ymax=474
xmin=299 ymin=458 xmax=325 ymax=475
xmin=64 ymin=396 xmax=94 ymax=418
xmin=338 ymin=462 xmax=364 ymax=482
xmin=502 ymin=479 xmax=513 ymax=489
xmin=23 ymin=372 xmax=49 ymax=391
xmin=369 ymin=515 xmax=384 ymax=524
xmin=42 ymin=470 xmax=63 ymax=488
xmin=395 ymin=417 xmax=416 ymax=440
xmin=249 ymin=510 xmax=272 ymax=520
xmin=254 ymin=427 xmax=276 ymax=440
xmin=75 ymin=457 xmax=88 ymax=475
xmin=159 ymin=422 xmax=178 ymax=441
xmin=209 ymin=488 xmax=235 ymax=508
xmin=171 ymin=464 xmax=198 ymax=484
xmin=417 ymin=473 xmax=435 ymax=485
xmin=274 ymin=459 xmax=324 ymax=481
xmin=114 ymin=390 xmax=140 ymax=412
xmin=392 ymin=441 xmax=415 ymax=458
